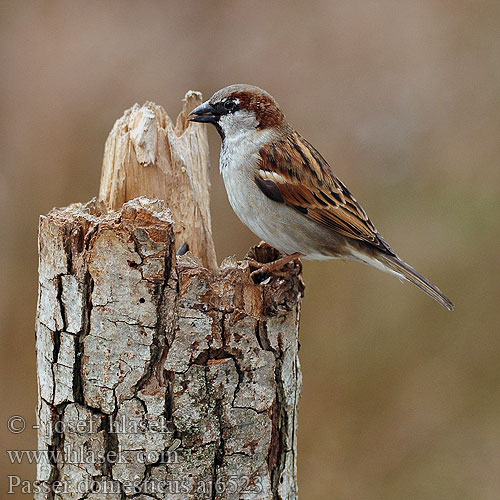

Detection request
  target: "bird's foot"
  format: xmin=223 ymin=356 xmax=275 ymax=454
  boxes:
xmin=249 ymin=252 xmax=302 ymax=277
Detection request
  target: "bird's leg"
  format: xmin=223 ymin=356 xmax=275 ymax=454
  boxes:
xmin=249 ymin=252 xmax=302 ymax=277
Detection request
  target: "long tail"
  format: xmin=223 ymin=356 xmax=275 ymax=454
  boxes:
xmin=376 ymin=253 xmax=454 ymax=311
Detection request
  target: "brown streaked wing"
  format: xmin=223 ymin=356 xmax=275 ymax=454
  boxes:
xmin=256 ymin=131 xmax=394 ymax=254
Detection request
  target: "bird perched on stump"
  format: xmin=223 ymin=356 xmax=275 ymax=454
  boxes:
xmin=190 ymin=84 xmax=454 ymax=311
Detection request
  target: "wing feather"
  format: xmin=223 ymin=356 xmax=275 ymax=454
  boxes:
xmin=256 ymin=132 xmax=394 ymax=254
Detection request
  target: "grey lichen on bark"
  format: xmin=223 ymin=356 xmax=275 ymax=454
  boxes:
xmin=36 ymin=94 xmax=304 ymax=500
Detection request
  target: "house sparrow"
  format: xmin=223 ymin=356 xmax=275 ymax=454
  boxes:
xmin=189 ymin=84 xmax=454 ymax=311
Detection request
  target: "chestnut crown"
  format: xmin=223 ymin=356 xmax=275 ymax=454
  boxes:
xmin=189 ymin=84 xmax=288 ymax=138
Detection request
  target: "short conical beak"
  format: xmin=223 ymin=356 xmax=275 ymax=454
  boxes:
xmin=189 ymin=101 xmax=219 ymax=123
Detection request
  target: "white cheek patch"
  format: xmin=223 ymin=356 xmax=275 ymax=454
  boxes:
xmin=219 ymin=110 xmax=259 ymax=136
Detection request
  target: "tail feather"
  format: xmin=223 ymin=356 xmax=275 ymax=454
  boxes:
xmin=377 ymin=253 xmax=454 ymax=311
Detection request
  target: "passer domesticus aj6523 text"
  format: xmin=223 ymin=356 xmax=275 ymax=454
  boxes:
xmin=189 ymin=84 xmax=454 ymax=311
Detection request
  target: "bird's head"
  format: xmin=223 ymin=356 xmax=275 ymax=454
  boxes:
xmin=189 ymin=84 xmax=287 ymax=140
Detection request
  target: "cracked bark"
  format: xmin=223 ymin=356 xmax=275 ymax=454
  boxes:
xmin=36 ymin=94 xmax=303 ymax=500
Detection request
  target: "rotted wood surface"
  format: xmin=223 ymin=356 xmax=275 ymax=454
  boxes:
xmin=36 ymin=198 xmax=303 ymax=499
xmin=98 ymin=93 xmax=216 ymax=269
xmin=36 ymin=95 xmax=304 ymax=500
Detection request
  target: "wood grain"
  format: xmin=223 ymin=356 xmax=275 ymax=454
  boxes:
xmin=98 ymin=93 xmax=216 ymax=269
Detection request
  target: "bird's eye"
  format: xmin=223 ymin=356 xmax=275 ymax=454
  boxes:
xmin=224 ymin=99 xmax=236 ymax=111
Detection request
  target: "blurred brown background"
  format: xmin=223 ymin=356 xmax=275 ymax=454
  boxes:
xmin=1 ymin=1 xmax=499 ymax=498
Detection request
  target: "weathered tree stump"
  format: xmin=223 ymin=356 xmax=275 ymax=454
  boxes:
xmin=35 ymin=94 xmax=303 ymax=500
xmin=98 ymin=94 xmax=217 ymax=270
